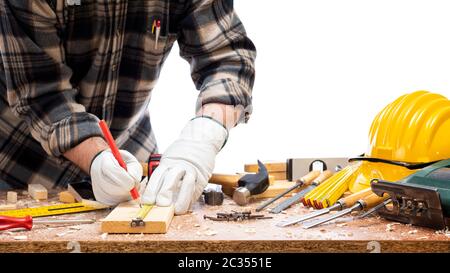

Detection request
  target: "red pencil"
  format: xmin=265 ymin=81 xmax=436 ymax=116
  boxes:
xmin=98 ymin=120 xmax=141 ymax=202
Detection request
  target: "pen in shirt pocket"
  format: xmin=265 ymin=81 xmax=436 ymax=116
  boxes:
xmin=152 ymin=19 xmax=161 ymax=50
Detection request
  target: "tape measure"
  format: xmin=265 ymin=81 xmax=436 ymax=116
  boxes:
xmin=0 ymin=203 xmax=106 ymax=218
xmin=131 ymin=204 xmax=154 ymax=227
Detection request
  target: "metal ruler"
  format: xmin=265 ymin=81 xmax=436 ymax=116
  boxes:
xmin=0 ymin=203 xmax=107 ymax=218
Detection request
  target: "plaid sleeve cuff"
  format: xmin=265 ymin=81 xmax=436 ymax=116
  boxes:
xmin=196 ymin=79 xmax=253 ymax=124
xmin=38 ymin=112 xmax=103 ymax=157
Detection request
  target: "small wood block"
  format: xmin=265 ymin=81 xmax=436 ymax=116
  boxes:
xmin=58 ymin=191 xmax=76 ymax=203
xmin=7 ymin=191 xmax=18 ymax=204
xmin=253 ymin=181 xmax=297 ymax=199
xmin=101 ymin=202 xmax=174 ymax=234
xmin=0 ymin=204 xmax=17 ymax=211
xmin=28 ymin=184 xmax=48 ymax=201
xmin=244 ymin=162 xmax=286 ymax=173
xmin=269 ymin=171 xmax=287 ymax=181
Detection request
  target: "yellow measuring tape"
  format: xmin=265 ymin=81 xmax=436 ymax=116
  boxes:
xmin=0 ymin=203 xmax=107 ymax=218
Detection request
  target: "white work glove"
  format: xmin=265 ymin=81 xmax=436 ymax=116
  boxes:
xmin=141 ymin=117 xmax=228 ymax=215
xmin=90 ymin=149 xmax=143 ymax=206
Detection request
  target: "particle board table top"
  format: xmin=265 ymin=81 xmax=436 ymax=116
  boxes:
xmin=0 ymin=191 xmax=449 ymax=253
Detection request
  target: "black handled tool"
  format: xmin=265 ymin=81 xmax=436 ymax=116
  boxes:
xmin=233 ymin=160 xmax=270 ymax=206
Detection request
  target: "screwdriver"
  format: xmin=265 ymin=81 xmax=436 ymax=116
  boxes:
xmin=276 ymin=187 xmax=372 ymax=227
xmin=99 ymin=120 xmax=141 ymax=207
xmin=269 ymin=170 xmax=332 ymax=214
xmin=0 ymin=215 xmax=95 ymax=231
xmin=255 ymin=170 xmax=321 ymax=212
xmin=302 ymin=191 xmax=389 ymax=229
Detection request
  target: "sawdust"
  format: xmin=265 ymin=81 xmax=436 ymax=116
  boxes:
xmin=69 ymin=226 xmax=82 ymax=230
xmin=385 ymin=223 xmax=400 ymax=232
xmin=244 ymin=228 xmax=256 ymax=233
xmin=13 ymin=235 xmax=27 ymax=240
xmin=204 ymin=230 xmax=217 ymax=236
xmin=408 ymin=230 xmax=418 ymax=235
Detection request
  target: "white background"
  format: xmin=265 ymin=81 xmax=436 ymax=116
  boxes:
xmin=149 ymin=0 xmax=450 ymax=173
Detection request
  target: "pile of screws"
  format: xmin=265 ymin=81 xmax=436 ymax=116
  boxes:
xmin=203 ymin=211 xmax=272 ymax=222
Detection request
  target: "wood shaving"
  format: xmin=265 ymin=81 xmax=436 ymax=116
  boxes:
xmin=56 ymin=232 xmax=67 ymax=237
xmin=319 ymin=229 xmax=326 ymax=233
xmin=244 ymin=228 xmax=256 ymax=233
xmin=100 ymin=233 xmax=108 ymax=240
xmin=417 ymin=236 xmax=429 ymax=240
xmin=194 ymin=224 xmax=200 ymax=227
xmin=196 ymin=231 xmax=202 ymax=236
xmin=408 ymin=230 xmax=418 ymax=235
xmin=385 ymin=223 xmax=400 ymax=232
xmin=13 ymin=235 xmax=27 ymax=240
xmin=69 ymin=226 xmax=82 ymax=230
xmin=336 ymin=223 xmax=347 ymax=227
xmin=280 ymin=210 xmax=287 ymax=214
xmin=204 ymin=230 xmax=217 ymax=236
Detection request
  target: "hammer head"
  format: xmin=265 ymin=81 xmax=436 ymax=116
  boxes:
xmin=233 ymin=187 xmax=251 ymax=206
xmin=233 ymin=160 xmax=270 ymax=206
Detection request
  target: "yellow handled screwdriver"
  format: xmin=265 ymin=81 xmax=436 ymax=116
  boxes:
xmin=302 ymin=191 xmax=389 ymax=229
xmin=276 ymin=187 xmax=372 ymax=227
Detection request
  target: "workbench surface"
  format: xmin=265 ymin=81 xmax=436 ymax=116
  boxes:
xmin=0 ymin=191 xmax=449 ymax=253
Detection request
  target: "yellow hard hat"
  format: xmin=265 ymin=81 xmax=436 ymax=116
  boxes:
xmin=350 ymin=90 xmax=450 ymax=192
xmin=304 ymin=91 xmax=450 ymax=207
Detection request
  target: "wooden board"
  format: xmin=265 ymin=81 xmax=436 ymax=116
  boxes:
xmin=253 ymin=181 xmax=297 ymax=199
xmin=0 ymin=192 xmax=449 ymax=253
xmin=268 ymin=171 xmax=287 ymax=180
xmin=101 ymin=202 xmax=174 ymax=234
xmin=219 ymin=180 xmax=298 ymax=199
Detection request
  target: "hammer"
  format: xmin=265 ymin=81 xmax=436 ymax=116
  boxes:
xmin=233 ymin=160 xmax=270 ymax=206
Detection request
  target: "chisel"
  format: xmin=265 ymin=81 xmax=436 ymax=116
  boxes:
xmin=255 ymin=170 xmax=321 ymax=212
xmin=270 ymin=170 xmax=333 ymax=214
xmin=302 ymin=192 xmax=388 ymax=229
xmin=357 ymin=198 xmax=392 ymax=219
xmin=276 ymin=187 xmax=372 ymax=227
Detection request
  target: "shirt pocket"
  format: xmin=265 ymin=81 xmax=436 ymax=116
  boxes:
xmin=143 ymin=17 xmax=177 ymax=57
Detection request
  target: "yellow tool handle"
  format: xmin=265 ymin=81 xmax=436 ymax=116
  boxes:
xmin=360 ymin=192 xmax=389 ymax=209
xmin=341 ymin=188 xmax=373 ymax=207
xmin=312 ymin=170 xmax=333 ymax=185
xmin=299 ymin=170 xmax=321 ymax=185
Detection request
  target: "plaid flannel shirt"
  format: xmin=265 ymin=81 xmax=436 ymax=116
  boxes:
xmin=0 ymin=0 xmax=256 ymax=189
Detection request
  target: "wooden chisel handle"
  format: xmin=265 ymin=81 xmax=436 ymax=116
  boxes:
xmin=341 ymin=188 xmax=373 ymax=208
xmin=360 ymin=192 xmax=389 ymax=209
xmin=311 ymin=170 xmax=333 ymax=185
xmin=298 ymin=170 xmax=321 ymax=185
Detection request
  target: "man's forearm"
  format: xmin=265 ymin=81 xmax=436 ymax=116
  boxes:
xmin=63 ymin=137 xmax=109 ymax=174
xmin=197 ymin=103 xmax=243 ymax=130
